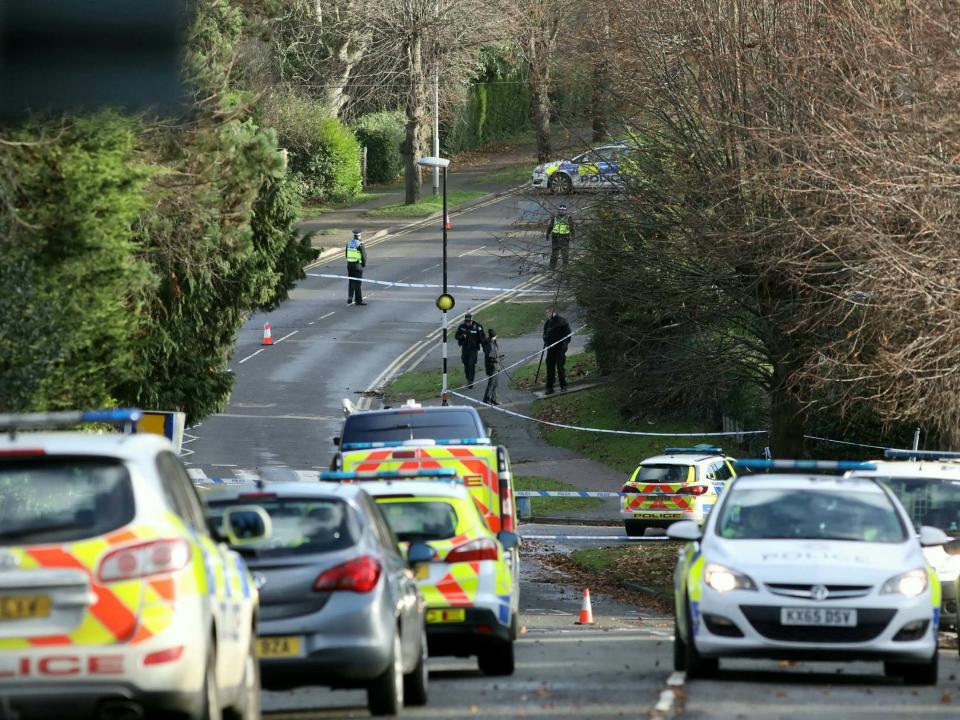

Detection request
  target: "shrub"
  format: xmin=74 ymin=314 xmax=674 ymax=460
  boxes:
xmin=352 ymin=111 xmax=405 ymax=184
xmin=444 ymin=80 xmax=531 ymax=155
xmin=261 ymin=93 xmax=362 ymax=203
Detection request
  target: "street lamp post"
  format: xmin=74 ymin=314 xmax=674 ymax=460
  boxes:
xmin=416 ymin=156 xmax=453 ymax=405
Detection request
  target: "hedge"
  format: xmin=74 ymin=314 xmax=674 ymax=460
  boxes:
xmin=443 ymin=81 xmax=531 ymax=155
xmin=352 ymin=110 xmax=405 ymax=184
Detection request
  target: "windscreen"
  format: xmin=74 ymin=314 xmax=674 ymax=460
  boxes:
xmin=716 ymin=487 xmax=907 ymax=542
xmin=634 ymin=464 xmax=693 ymax=483
xmin=207 ymin=497 xmax=358 ymax=556
xmin=376 ymin=500 xmax=459 ymax=543
xmin=341 ymin=410 xmax=482 ymax=444
xmin=0 ymin=458 xmax=134 ymax=545
xmin=879 ymin=477 xmax=960 ymax=534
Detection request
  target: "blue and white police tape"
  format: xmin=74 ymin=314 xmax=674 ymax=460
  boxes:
xmin=515 ymin=490 xmax=621 ymax=498
xmin=307 ymin=273 xmax=557 ymax=295
xmin=451 ymin=391 xmax=769 ymax=437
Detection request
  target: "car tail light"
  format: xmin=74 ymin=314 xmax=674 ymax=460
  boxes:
xmin=313 ymin=556 xmax=381 ymax=593
xmin=98 ymin=539 xmax=191 ymax=582
xmin=144 ymin=646 xmax=185 ymax=666
xmin=677 ymin=485 xmax=709 ymax=496
xmin=446 ymin=538 xmax=498 ymax=563
xmin=621 ymin=485 xmax=640 ymax=494
xmin=0 ymin=449 xmax=45 ymax=456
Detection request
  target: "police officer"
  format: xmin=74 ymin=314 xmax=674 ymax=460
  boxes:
xmin=346 ymin=228 xmax=367 ymax=306
xmin=542 ymin=307 xmax=572 ymax=394
xmin=455 ymin=312 xmax=485 ymax=389
xmin=547 ymin=204 xmax=572 ymax=269
xmin=482 ymin=328 xmax=503 ymax=406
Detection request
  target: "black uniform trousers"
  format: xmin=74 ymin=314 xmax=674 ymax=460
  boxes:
xmin=546 ymin=346 xmax=567 ymax=390
xmin=462 ymin=348 xmax=479 ymax=386
xmin=347 ymin=262 xmax=364 ymax=303
xmin=550 ymin=234 xmax=570 ymax=269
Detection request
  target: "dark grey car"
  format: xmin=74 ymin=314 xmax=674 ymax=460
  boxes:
xmin=201 ymin=482 xmax=428 ymax=716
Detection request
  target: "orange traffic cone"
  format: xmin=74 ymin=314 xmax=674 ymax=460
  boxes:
xmin=262 ymin=322 xmax=273 ymax=346
xmin=444 ymin=212 xmax=452 ymax=230
xmin=576 ymin=587 xmax=594 ymax=625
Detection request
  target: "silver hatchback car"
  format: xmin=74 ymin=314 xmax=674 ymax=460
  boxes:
xmin=201 ymin=481 xmax=428 ymax=716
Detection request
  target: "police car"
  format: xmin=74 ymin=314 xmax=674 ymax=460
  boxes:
xmin=670 ymin=460 xmax=947 ymax=684
xmin=324 ymin=470 xmax=519 ymax=676
xmin=620 ymin=446 xmax=736 ymax=537
xmin=0 ymin=409 xmax=265 ymax=720
xmin=531 ymin=142 xmax=631 ymax=194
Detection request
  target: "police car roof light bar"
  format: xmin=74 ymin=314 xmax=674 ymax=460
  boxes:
xmin=883 ymin=449 xmax=960 ymax=460
xmin=320 ymin=468 xmax=459 ymax=482
xmin=0 ymin=408 xmax=144 ymax=435
xmin=664 ymin=445 xmax=724 ymax=455
xmin=735 ymin=459 xmax=877 ymax=472
xmin=340 ymin=438 xmax=490 ymax=451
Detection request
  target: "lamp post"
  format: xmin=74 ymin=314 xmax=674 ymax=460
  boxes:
xmin=416 ymin=156 xmax=453 ymax=405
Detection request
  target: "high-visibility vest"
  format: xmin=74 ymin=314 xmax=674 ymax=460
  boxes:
xmin=553 ymin=217 xmax=571 ymax=235
xmin=346 ymin=238 xmax=363 ymax=262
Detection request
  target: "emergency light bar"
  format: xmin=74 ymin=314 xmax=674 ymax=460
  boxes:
xmin=664 ymin=445 xmax=724 ymax=455
xmin=0 ymin=408 xmax=144 ymax=433
xmin=340 ymin=438 xmax=491 ymax=451
xmin=320 ymin=468 xmax=460 ymax=482
xmin=735 ymin=459 xmax=877 ymax=472
xmin=884 ymin=449 xmax=960 ymax=460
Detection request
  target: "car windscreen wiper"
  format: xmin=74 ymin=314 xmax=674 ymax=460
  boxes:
xmin=0 ymin=520 xmax=94 ymax=540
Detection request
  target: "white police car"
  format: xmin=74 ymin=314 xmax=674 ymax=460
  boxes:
xmin=670 ymin=460 xmax=948 ymax=684
xmin=531 ymin=142 xmax=630 ymax=194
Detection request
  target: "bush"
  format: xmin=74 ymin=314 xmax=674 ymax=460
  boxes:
xmin=352 ymin=111 xmax=405 ymax=184
xmin=261 ymin=93 xmax=362 ymax=203
xmin=444 ymin=81 xmax=531 ymax=155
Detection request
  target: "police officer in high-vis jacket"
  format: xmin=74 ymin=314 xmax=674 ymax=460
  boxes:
xmin=547 ymin=204 xmax=572 ymax=269
xmin=346 ymin=228 xmax=367 ymax=306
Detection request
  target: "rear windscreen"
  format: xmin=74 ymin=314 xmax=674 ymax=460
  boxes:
xmin=341 ymin=410 xmax=482 ymax=444
xmin=0 ymin=457 xmax=134 ymax=545
xmin=207 ymin=497 xmax=359 ymax=556
xmin=376 ymin=501 xmax=458 ymax=543
xmin=634 ymin=464 xmax=693 ymax=483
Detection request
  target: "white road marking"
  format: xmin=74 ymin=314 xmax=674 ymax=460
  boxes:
xmin=211 ymin=464 xmax=238 ymax=467
xmin=319 ymin=311 xmax=335 ymax=320
xmin=652 ymin=671 xmax=685 ymax=717
xmin=187 ymin=468 xmax=209 ymax=482
xmin=274 ymin=330 xmax=299 ymax=344
xmin=459 ymin=245 xmax=486 ymax=257
xmin=238 ymin=349 xmax=264 ymax=364
xmin=420 ymin=263 xmax=441 ymax=273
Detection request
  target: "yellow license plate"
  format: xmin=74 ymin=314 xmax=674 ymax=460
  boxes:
xmin=414 ymin=564 xmax=429 ymax=580
xmin=426 ymin=608 xmax=465 ymax=624
xmin=256 ymin=636 xmax=302 ymax=658
xmin=0 ymin=595 xmax=51 ymax=620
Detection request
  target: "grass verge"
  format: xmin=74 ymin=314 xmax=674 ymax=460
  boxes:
xmin=366 ymin=189 xmax=486 ymax=218
xmin=510 ymin=351 xmax=598 ymax=390
xmin=472 ymin=301 xmax=550 ymax=339
xmin=472 ymin=163 xmax=531 ymax=185
xmin=513 ymin=475 xmax=603 ymax=515
xmin=301 ymin=192 xmax=380 ymax=216
xmin=382 ymin=365 xmax=469 ymax=406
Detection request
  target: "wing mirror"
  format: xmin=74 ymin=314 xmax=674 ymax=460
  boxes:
xmin=219 ymin=506 xmax=272 ymax=546
xmin=666 ymin=520 xmax=702 ymax=542
xmin=919 ymin=525 xmax=951 ymax=547
xmin=407 ymin=542 xmax=435 ymax=566
xmin=497 ymin=530 xmax=519 ymax=550
xmin=332 ymin=436 xmax=340 ymax=446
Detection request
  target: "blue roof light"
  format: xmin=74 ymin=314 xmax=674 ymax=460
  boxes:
xmin=339 ymin=438 xmax=490 ymax=451
xmin=884 ymin=449 xmax=960 ymax=460
xmin=735 ymin=459 xmax=877 ymax=472
xmin=0 ymin=408 xmax=143 ymax=433
xmin=664 ymin=445 xmax=724 ymax=455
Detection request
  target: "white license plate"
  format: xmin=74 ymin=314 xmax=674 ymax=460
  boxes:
xmin=780 ymin=607 xmax=857 ymax=627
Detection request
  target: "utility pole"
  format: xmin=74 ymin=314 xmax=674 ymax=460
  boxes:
xmin=432 ymin=0 xmax=440 ymax=196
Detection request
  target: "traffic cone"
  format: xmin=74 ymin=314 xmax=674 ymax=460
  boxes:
xmin=444 ymin=212 xmax=452 ymax=230
xmin=575 ymin=587 xmax=594 ymax=625
xmin=262 ymin=322 xmax=273 ymax=346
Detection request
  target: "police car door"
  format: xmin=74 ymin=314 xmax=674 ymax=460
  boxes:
xmin=573 ymin=150 xmax=601 ymax=189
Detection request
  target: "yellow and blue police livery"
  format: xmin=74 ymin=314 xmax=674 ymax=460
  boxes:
xmin=0 ymin=409 xmax=264 ymax=720
xmin=670 ymin=459 xmax=946 ymax=685
xmin=532 ymin=142 xmax=631 ymax=194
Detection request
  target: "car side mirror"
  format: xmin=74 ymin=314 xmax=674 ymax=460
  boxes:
xmin=407 ymin=542 xmax=434 ymax=566
xmin=497 ymin=531 xmax=519 ymax=550
xmin=919 ymin=525 xmax=951 ymax=547
xmin=220 ymin=506 xmax=272 ymax=546
xmin=332 ymin=436 xmax=340 ymax=446
xmin=667 ymin=520 xmax=702 ymax=542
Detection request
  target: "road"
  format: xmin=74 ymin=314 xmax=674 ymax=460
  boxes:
xmin=186 ymin=188 xmax=960 ymax=718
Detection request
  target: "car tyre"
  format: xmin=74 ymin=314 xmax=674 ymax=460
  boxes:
xmin=683 ymin=596 xmax=718 ymax=679
xmin=550 ymin=173 xmax=573 ymax=195
xmin=478 ymin=640 xmax=515 ymax=676
xmin=368 ymin=632 xmax=404 ymax=716
xmin=224 ymin=633 xmax=260 ymax=720
xmin=403 ymin=626 xmax=429 ymax=706
xmin=673 ymin=617 xmax=686 ymax=672
xmin=624 ymin=520 xmax=647 ymax=537
xmin=886 ymin=649 xmax=939 ymax=686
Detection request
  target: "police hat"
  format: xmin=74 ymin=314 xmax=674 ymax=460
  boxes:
xmin=352 ymin=228 xmax=362 ymax=237
xmin=464 ymin=312 xmax=473 ymax=319
xmin=558 ymin=204 xmax=567 ymax=211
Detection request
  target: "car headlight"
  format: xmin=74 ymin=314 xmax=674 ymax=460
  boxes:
xmin=704 ymin=563 xmax=757 ymax=593
xmin=881 ymin=568 xmax=928 ymax=598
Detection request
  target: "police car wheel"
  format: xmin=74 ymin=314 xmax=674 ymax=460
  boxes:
xmin=368 ymin=632 xmax=404 ymax=715
xmin=403 ymin=626 xmax=429 ymax=706
xmin=885 ymin=649 xmax=939 ymax=686
xmin=624 ymin=520 xmax=647 ymax=537
xmin=673 ymin=618 xmax=686 ymax=672
xmin=683 ymin=596 xmax=718 ymax=679
xmin=478 ymin=640 xmax=515 ymax=676
xmin=550 ymin=173 xmax=572 ymax=195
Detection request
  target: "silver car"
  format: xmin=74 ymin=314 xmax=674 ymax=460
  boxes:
xmin=202 ymin=482 xmax=428 ymax=716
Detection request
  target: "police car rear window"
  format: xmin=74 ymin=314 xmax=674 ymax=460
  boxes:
xmin=341 ymin=410 xmax=482 ymax=444
xmin=376 ymin=501 xmax=458 ymax=543
xmin=635 ymin=464 xmax=693 ymax=483
xmin=0 ymin=457 xmax=134 ymax=545
xmin=207 ymin=497 xmax=359 ymax=557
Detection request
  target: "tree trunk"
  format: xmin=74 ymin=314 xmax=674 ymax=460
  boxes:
xmin=768 ymin=371 xmax=805 ymax=458
xmin=402 ymin=33 xmax=427 ymax=205
xmin=591 ymin=6 xmax=610 ymax=143
xmin=528 ymin=35 xmax=552 ymax=163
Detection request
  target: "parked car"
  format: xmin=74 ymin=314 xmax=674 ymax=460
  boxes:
xmin=202 ymin=481 xmax=429 ymax=716
xmin=334 ymin=403 xmax=486 ymax=447
xmin=531 ymin=142 xmax=631 ymax=194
